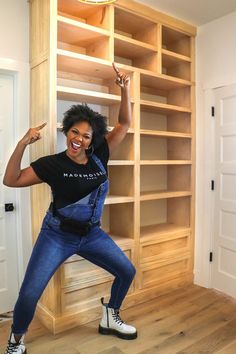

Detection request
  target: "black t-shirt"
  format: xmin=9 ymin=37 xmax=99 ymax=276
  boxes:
xmin=30 ymin=139 xmax=109 ymax=209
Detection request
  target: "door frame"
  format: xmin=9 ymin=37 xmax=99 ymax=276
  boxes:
xmin=0 ymin=58 xmax=31 ymax=289
xmin=195 ymin=79 xmax=236 ymax=289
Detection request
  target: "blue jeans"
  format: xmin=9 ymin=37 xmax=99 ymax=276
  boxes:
xmin=12 ymin=154 xmax=136 ymax=335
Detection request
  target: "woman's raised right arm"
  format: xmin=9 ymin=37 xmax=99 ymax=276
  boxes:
xmin=3 ymin=123 xmax=47 ymax=187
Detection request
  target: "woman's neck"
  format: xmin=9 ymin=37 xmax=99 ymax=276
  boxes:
xmin=66 ymin=150 xmax=88 ymax=165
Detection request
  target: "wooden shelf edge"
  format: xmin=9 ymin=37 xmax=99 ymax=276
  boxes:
xmin=140 ymin=160 xmax=192 ymax=165
xmin=108 ymin=126 xmax=135 ymax=133
xmin=57 ymin=49 xmax=136 ymax=78
xmin=161 ymin=73 xmax=195 ymax=85
xmin=140 ymin=99 xmax=191 ymax=114
xmin=110 ymin=234 xmax=135 ymax=249
xmin=105 ymin=195 xmax=134 ymax=204
xmin=140 ymin=190 xmax=192 ymax=201
xmin=57 ymin=48 xmax=111 ymax=66
xmin=57 ymin=85 xmax=121 ymax=104
xmin=140 ymin=129 xmax=192 ymax=138
xmin=114 ymin=32 xmax=158 ymax=52
xmin=56 ymin=123 xmax=134 ymax=134
xmin=140 ymin=70 xmax=192 ymax=88
xmin=162 ymin=48 xmax=191 ymax=62
xmin=108 ymin=160 xmax=135 ymax=165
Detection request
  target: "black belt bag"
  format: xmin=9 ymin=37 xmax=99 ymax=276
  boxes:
xmin=52 ymin=202 xmax=100 ymax=236
xmin=60 ymin=217 xmax=98 ymax=236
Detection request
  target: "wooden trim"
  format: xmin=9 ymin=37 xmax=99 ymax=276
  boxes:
xmin=140 ymin=100 xmax=191 ymax=114
xmin=140 ymin=129 xmax=192 ymax=138
xmin=105 ymin=195 xmax=134 ymax=204
xmin=140 ymin=160 xmax=192 ymax=165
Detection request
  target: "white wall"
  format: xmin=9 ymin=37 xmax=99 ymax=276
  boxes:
xmin=195 ymin=11 xmax=236 ymax=287
xmin=197 ymin=11 xmax=236 ymax=88
xmin=0 ymin=0 xmax=29 ymax=62
xmin=0 ymin=0 xmax=31 ymax=280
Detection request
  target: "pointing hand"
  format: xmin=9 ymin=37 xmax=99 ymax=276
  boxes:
xmin=20 ymin=122 xmax=47 ymax=146
xmin=112 ymin=62 xmax=130 ymax=89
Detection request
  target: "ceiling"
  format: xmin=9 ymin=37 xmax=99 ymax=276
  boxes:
xmin=135 ymin=0 xmax=236 ymax=26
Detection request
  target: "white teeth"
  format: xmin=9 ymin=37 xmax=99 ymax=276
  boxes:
xmin=72 ymin=142 xmax=81 ymax=149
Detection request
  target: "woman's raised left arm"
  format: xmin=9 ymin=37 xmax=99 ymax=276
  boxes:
xmin=106 ymin=63 xmax=131 ymax=154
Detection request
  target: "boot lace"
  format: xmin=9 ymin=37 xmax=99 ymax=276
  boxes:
xmin=112 ymin=310 xmax=125 ymax=326
xmin=5 ymin=341 xmax=21 ymax=354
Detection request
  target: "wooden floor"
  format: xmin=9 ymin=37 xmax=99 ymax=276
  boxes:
xmin=1 ymin=284 xmax=236 ymax=354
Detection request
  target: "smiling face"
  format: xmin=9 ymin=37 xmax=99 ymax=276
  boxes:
xmin=66 ymin=121 xmax=93 ymax=161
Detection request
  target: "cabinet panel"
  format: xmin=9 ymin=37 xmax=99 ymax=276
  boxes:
xmin=167 ymin=196 xmax=191 ymax=227
xmin=114 ymin=7 xmax=158 ymax=46
xmin=140 ymin=135 xmax=191 ymax=161
xmin=140 ymin=257 xmax=190 ymax=289
xmin=162 ymin=26 xmax=191 ymax=57
xmin=141 ymin=165 xmax=191 ymax=194
xmin=114 ymin=47 xmax=158 ymax=72
xmin=140 ymin=233 xmax=190 ymax=263
xmin=108 ymin=165 xmax=134 ymax=196
xmin=62 ymin=281 xmax=112 ymax=313
xmin=58 ymin=17 xmax=110 ymax=60
xmin=110 ymin=134 xmax=134 ymax=160
xmin=140 ymin=110 xmax=191 ymax=134
xmin=162 ymin=58 xmax=191 ymax=81
xmin=30 ymin=0 xmax=50 ymax=62
xmin=62 ymin=257 xmax=113 ymax=289
xmin=141 ymin=85 xmax=190 ymax=109
xmin=140 ymin=197 xmax=191 ymax=237
xmin=102 ymin=203 xmax=134 ymax=239
xmin=114 ymin=9 xmax=159 ymax=72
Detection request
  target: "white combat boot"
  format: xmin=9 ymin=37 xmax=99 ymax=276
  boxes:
xmin=5 ymin=331 xmax=27 ymax=354
xmin=98 ymin=298 xmax=137 ymax=340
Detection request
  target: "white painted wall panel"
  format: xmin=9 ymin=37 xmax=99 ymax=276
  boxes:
xmin=195 ymin=11 xmax=236 ymax=287
xmin=0 ymin=0 xmax=29 ymax=62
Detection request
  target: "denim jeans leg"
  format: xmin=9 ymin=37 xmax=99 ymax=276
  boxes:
xmin=12 ymin=226 xmax=76 ymax=335
xmin=78 ymin=227 xmax=136 ymax=310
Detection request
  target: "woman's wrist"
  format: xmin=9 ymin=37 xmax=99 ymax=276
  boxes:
xmin=121 ymin=87 xmax=130 ymax=97
xmin=17 ymin=139 xmax=28 ymax=148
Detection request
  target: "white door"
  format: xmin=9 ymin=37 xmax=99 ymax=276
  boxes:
xmin=212 ymin=84 xmax=236 ymax=297
xmin=0 ymin=73 xmax=19 ymax=313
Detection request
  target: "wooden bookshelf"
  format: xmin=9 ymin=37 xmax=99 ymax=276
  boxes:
xmin=30 ymin=0 xmax=196 ymax=334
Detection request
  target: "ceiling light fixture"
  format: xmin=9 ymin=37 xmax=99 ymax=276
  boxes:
xmin=78 ymin=0 xmax=117 ymax=4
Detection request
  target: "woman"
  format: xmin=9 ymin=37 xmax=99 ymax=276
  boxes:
xmin=3 ymin=63 xmax=137 ymax=354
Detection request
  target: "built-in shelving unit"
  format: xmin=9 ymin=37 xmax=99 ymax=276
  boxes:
xmin=30 ymin=0 xmax=196 ymax=334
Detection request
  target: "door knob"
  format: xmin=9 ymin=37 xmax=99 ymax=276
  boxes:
xmin=5 ymin=203 xmax=14 ymax=212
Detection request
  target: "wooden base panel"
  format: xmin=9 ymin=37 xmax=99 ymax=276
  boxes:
xmin=36 ymin=274 xmax=192 ymax=334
